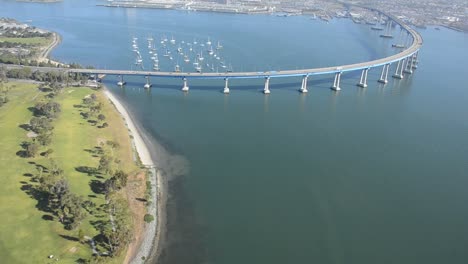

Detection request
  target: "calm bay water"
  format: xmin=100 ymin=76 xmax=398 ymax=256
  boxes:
xmin=2 ymin=0 xmax=468 ymax=263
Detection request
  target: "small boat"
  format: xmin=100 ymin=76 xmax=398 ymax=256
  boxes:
xmin=216 ymin=41 xmax=223 ymax=49
xmin=175 ymin=64 xmax=180 ymax=72
xmin=170 ymin=36 xmax=176 ymax=44
xmin=392 ymin=44 xmax=405 ymax=48
xmin=206 ymin=37 xmax=211 ymax=45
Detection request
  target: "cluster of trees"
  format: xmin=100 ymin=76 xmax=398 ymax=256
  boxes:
xmin=35 ymin=161 xmax=87 ymax=230
xmin=93 ymin=140 xmax=132 ymax=257
xmin=0 ymin=27 xmax=52 ymax=38
xmin=0 ymin=57 xmax=59 ymax=67
xmin=0 ymin=41 xmax=35 ymax=48
xmin=100 ymin=194 xmax=132 ymax=257
xmin=81 ymin=94 xmax=107 ymax=128
xmin=1 ymin=66 xmax=87 ymax=84
xmin=19 ymin=84 xmax=62 ymax=158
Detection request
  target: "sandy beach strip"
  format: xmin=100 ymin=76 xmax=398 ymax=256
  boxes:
xmin=103 ymin=89 xmax=164 ymax=263
xmin=104 ymin=90 xmax=153 ymax=166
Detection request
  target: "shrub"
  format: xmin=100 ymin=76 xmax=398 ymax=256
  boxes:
xmin=144 ymin=214 xmax=154 ymax=223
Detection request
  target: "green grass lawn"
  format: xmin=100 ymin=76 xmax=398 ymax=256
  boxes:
xmin=0 ymin=83 xmax=138 ymax=263
xmin=0 ymin=36 xmax=51 ymax=46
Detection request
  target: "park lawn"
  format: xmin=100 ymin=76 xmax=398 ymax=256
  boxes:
xmin=0 ymin=83 xmax=139 ymax=263
xmin=0 ymin=36 xmax=50 ymax=46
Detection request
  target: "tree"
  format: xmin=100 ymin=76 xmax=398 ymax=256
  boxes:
xmin=44 ymin=148 xmax=54 ymax=158
xmin=97 ymin=114 xmax=106 ymax=122
xmin=98 ymin=155 xmax=112 ymax=175
xmin=144 ymin=214 xmax=154 ymax=223
xmin=23 ymin=141 xmax=38 ymax=157
xmin=60 ymin=192 xmax=86 ymax=230
xmin=78 ymin=229 xmax=85 ymax=243
xmin=37 ymin=131 xmax=53 ymax=146
xmin=30 ymin=116 xmax=53 ymax=133
xmin=104 ymin=170 xmax=128 ymax=193
xmin=34 ymin=101 xmax=61 ymax=118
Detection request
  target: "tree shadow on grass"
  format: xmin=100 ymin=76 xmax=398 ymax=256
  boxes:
xmin=19 ymin=123 xmax=31 ymax=131
xmin=89 ymin=180 xmax=106 ymax=195
xmin=90 ymin=220 xmax=107 ymax=232
xmin=84 ymin=146 xmax=103 ymax=157
xmin=59 ymin=234 xmax=79 ymax=242
xmin=20 ymin=183 xmax=52 ymax=214
xmin=42 ymin=214 xmax=54 ymax=221
xmin=75 ymin=166 xmax=98 ymax=176
xmin=87 ymin=120 xmax=97 ymax=126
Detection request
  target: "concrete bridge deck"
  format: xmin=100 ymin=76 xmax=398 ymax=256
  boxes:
xmin=65 ymin=12 xmax=422 ymax=80
xmin=1 ymin=10 xmax=422 ymax=84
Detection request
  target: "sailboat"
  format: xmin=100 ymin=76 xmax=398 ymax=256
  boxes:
xmin=199 ymin=51 xmax=204 ymax=61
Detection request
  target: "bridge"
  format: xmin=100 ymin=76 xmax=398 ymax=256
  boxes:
xmin=3 ymin=10 xmax=422 ymax=94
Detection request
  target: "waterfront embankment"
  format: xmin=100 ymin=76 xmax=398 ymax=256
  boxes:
xmin=103 ymin=89 xmax=166 ymax=263
xmin=38 ymin=31 xmax=62 ymax=65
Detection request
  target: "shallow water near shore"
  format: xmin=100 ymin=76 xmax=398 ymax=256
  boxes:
xmin=2 ymin=0 xmax=468 ymax=263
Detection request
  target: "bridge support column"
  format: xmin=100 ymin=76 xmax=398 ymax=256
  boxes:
xmin=181 ymin=77 xmax=189 ymax=92
xmin=378 ymin=64 xmax=390 ymax=84
xmin=399 ymin=58 xmax=406 ymax=77
xmin=357 ymin=68 xmax=369 ymax=88
xmin=144 ymin=76 xmax=152 ymax=89
xmin=223 ymin=78 xmax=230 ymax=94
xmin=403 ymin=56 xmax=413 ymax=74
xmin=300 ymin=75 xmax=308 ymax=93
xmin=263 ymin=77 xmax=271 ymax=94
xmin=117 ymin=75 xmax=126 ymax=86
xmin=331 ymin=72 xmax=341 ymax=91
xmin=393 ymin=60 xmax=403 ymax=79
xmin=412 ymin=52 xmax=419 ymax=69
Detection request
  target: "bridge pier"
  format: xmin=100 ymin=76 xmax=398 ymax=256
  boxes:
xmin=357 ymin=68 xmax=369 ymax=88
xmin=378 ymin=64 xmax=390 ymax=84
xmin=223 ymin=78 xmax=230 ymax=94
xmin=412 ymin=52 xmax=419 ymax=69
xmin=403 ymin=56 xmax=413 ymax=74
xmin=144 ymin=76 xmax=152 ymax=89
xmin=392 ymin=59 xmax=404 ymax=79
xmin=263 ymin=77 xmax=271 ymax=94
xmin=300 ymin=75 xmax=309 ymax=93
xmin=117 ymin=75 xmax=126 ymax=86
xmin=181 ymin=77 xmax=189 ymax=92
xmin=331 ymin=72 xmax=342 ymax=91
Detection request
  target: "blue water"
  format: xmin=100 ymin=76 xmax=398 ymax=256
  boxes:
xmin=1 ymin=1 xmax=468 ymax=263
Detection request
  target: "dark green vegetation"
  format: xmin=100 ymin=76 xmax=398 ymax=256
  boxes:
xmin=0 ymin=81 xmax=141 ymax=263
xmin=0 ymin=65 xmax=89 ymax=85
